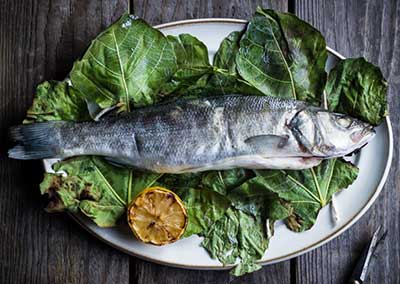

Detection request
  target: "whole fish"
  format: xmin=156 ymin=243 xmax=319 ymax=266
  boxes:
xmin=8 ymin=95 xmax=374 ymax=173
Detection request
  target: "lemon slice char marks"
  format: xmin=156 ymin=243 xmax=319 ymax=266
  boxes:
xmin=127 ymin=187 xmax=188 ymax=245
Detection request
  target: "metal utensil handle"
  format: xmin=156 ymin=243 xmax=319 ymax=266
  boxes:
xmin=129 ymin=0 xmax=134 ymax=14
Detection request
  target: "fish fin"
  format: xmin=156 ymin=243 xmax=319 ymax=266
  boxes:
xmin=87 ymin=100 xmax=121 ymax=121
xmin=8 ymin=122 xmax=64 ymax=160
xmin=244 ymin=135 xmax=289 ymax=149
xmin=93 ymin=106 xmax=119 ymax=121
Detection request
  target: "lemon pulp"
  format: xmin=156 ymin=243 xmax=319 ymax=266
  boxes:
xmin=127 ymin=187 xmax=187 ymax=245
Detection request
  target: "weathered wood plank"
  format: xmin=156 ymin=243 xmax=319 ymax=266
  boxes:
xmin=130 ymin=257 xmax=291 ymax=284
xmin=0 ymin=1 xmax=130 ymax=283
xmin=294 ymin=0 xmax=400 ymax=283
xmin=129 ymin=1 xmax=291 ymax=284
xmin=9 ymin=1 xmax=395 ymax=283
xmin=133 ymin=0 xmax=287 ymax=25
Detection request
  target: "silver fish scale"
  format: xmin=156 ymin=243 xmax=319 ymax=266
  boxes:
xmin=60 ymin=95 xmax=308 ymax=172
xmin=116 ymin=95 xmax=305 ymax=171
xmin=60 ymin=120 xmax=136 ymax=159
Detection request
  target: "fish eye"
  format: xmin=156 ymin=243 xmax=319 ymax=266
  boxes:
xmin=335 ymin=116 xmax=352 ymax=128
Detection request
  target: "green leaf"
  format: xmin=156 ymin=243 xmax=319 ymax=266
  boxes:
xmin=227 ymin=176 xmax=292 ymax=221
xmin=191 ymin=31 xmax=262 ymax=96
xmin=202 ymin=208 xmax=240 ymax=264
xmin=255 ymin=159 xmax=358 ymax=231
xmin=326 ymin=58 xmax=388 ymax=125
xmin=155 ymin=169 xmax=252 ymax=196
xmin=70 ymin=13 xmax=177 ymax=111
xmin=236 ymin=8 xmax=327 ymax=103
xmin=160 ymin=34 xmax=213 ymax=96
xmin=24 ymin=80 xmax=91 ymax=123
xmin=175 ymin=31 xmax=262 ymax=97
xmin=202 ymin=72 xmax=263 ymax=96
xmin=40 ymin=174 xmax=85 ymax=212
xmin=200 ymin=172 xmax=290 ymax=277
xmin=40 ymin=156 xmax=131 ymax=227
xmin=176 ymin=188 xmax=230 ymax=237
xmin=128 ymin=171 xmax=164 ymax=203
xmin=214 ymin=31 xmax=243 ymax=72
xmin=157 ymin=170 xmax=250 ymax=237
xmin=202 ymin=207 xmax=269 ymax=276
xmin=156 ymin=172 xmax=237 ymax=236
xmin=209 ymin=31 xmax=263 ymax=95
xmin=231 ymin=259 xmax=262 ymax=277
xmin=156 ymin=172 xmax=204 ymax=190
xmin=233 ymin=210 xmax=267 ymax=276
xmin=200 ymin=169 xmax=253 ymax=195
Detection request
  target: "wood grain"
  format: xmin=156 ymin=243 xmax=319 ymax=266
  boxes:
xmin=295 ymin=0 xmax=400 ymax=283
xmin=130 ymin=257 xmax=291 ymax=284
xmin=1 ymin=0 xmax=398 ymax=283
xmin=0 ymin=1 xmax=130 ymax=283
xmin=132 ymin=0 xmax=287 ymax=25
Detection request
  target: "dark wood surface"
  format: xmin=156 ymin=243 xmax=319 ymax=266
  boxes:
xmin=295 ymin=1 xmax=400 ymax=283
xmin=0 ymin=0 xmax=397 ymax=283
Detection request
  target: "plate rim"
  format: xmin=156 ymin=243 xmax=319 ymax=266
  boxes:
xmin=66 ymin=18 xmax=394 ymax=270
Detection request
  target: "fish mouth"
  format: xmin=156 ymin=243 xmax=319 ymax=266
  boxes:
xmin=310 ymin=125 xmax=376 ymax=159
xmin=351 ymin=125 xmax=376 ymax=145
xmin=329 ymin=125 xmax=376 ymax=158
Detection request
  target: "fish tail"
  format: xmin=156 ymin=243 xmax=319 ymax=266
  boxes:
xmin=8 ymin=121 xmax=65 ymax=160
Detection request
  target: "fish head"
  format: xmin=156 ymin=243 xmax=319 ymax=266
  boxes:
xmin=289 ymin=108 xmax=375 ymax=157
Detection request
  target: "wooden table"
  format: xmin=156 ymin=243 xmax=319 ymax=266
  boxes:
xmin=0 ymin=0 xmax=398 ymax=283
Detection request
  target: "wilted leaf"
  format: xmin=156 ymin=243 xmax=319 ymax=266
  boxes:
xmin=202 ymin=207 xmax=269 ymax=276
xmin=24 ymin=80 xmax=90 ymax=123
xmin=326 ymin=57 xmax=388 ymax=125
xmin=40 ymin=156 xmax=131 ymax=227
xmin=176 ymin=188 xmax=230 ymax=237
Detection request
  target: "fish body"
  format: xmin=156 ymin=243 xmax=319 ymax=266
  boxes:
xmin=9 ymin=95 xmax=374 ymax=173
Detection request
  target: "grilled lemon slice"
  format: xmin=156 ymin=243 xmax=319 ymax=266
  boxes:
xmin=127 ymin=187 xmax=187 ymax=245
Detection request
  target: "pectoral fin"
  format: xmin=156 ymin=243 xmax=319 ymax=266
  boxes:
xmin=244 ymin=134 xmax=289 ymax=149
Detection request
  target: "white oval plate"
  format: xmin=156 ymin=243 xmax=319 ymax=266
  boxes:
xmin=45 ymin=19 xmax=393 ymax=269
